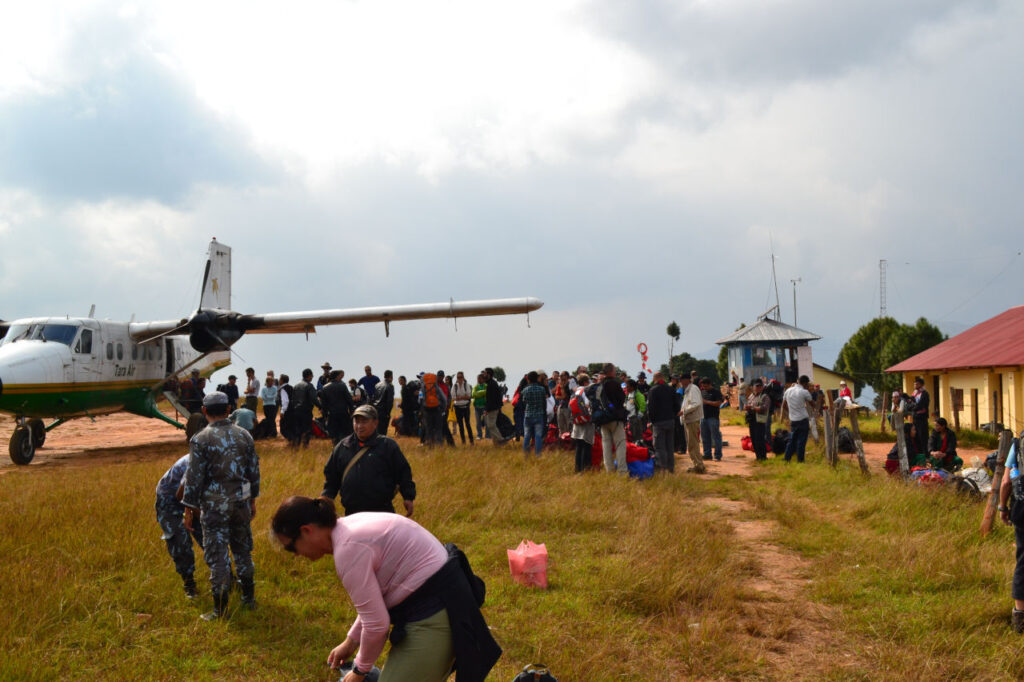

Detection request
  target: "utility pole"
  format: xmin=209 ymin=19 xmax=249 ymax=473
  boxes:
xmin=879 ymin=259 xmax=887 ymax=318
xmin=790 ymin=278 xmax=802 ymax=326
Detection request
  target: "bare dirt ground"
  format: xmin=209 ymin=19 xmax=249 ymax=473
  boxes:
xmin=0 ymin=410 xmax=188 ymax=474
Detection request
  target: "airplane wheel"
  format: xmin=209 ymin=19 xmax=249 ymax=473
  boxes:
xmin=185 ymin=413 xmax=207 ymax=441
xmin=10 ymin=427 xmax=35 ymax=465
xmin=28 ymin=419 xmax=46 ymax=449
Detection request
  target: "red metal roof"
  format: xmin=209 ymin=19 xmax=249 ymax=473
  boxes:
xmin=887 ymin=305 xmax=1024 ymax=372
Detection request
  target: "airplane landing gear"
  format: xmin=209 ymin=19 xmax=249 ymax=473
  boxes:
xmin=10 ymin=425 xmax=34 ymax=465
xmin=28 ymin=418 xmax=46 ymax=449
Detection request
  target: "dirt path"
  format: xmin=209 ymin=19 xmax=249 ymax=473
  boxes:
xmin=695 ymin=424 xmax=855 ymax=678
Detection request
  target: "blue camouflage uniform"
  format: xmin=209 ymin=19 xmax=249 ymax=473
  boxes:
xmin=155 ymin=454 xmax=203 ymax=581
xmin=182 ymin=419 xmax=260 ymax=595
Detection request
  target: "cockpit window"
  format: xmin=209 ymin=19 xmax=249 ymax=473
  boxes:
xmin=74 ymin=329 xmax=93 ymax=355
xmin=0 ymin=323 xmax=79 ymax=347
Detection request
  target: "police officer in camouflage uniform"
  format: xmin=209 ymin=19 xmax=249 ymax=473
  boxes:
xmin=155 ymin=453 xmax=204 ymax=599
xmin=182 ymin=391 xmax=261 ymax=621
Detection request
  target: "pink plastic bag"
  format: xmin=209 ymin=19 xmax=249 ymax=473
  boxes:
xmin=507 ymin=539 xmax=548 ymax=588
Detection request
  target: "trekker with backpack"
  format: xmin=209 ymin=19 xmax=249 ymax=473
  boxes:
xmin=419 ymin=372 xmax=448 ymax=447
xmin=570 ymin=375 xmax=595 ymax=472
xmin=596 ymin=363 xmax=628 ymax=473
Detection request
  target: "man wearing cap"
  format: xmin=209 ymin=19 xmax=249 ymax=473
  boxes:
xmin=182 ymin=391 xmax=260 ymax=620
xmin=321 ymin=404 xmax=416 ymax=517
xmin=317 ymin=363 xmax=333 ymax=391
xmin=319 ymin=370 xmax=354 ymax=443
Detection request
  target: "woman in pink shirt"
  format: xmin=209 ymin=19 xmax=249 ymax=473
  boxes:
xmin=271 ymin=496 xmax=500 ymax=681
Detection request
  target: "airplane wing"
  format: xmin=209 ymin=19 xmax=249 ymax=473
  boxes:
xmin=129 ymin=297 xmax=543 ymax=342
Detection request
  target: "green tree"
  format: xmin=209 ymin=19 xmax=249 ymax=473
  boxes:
xmin=658 ymin=352 xmax=722 ymax=385
xmin=834 ymin=317 xmax=945 ymax=397
xmin=587 ymin=362 xmax=607 ymax=375
xmin=491 ymin=366 xmax=506 ymax=382
xmin=666 ymin=321 xmax=680 ymax=366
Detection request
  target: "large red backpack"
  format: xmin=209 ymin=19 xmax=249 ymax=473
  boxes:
xmin=422 ymin=373 xmax=440 ymax=408
xmin=569 ymin=387 xmax=591 ymax=424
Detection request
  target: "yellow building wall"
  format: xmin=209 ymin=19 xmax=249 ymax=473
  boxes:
xmin=813 ymin=366 xmax=852 ymax=395
xmin=899 ymin=367 xmax=1024 ymax=432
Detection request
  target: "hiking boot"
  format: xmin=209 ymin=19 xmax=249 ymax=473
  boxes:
xmin=183 ymin=577 xmax=198 ymax=600
xmin=201 ymin=589 xmax=230 ymax=621
xmin=240 ymin=579 xmax=256 ymax=610
xmin=1013 ymin=609 xmax=1024 ymax=634
xmin=686 ymin=466 xmax=707 ymax=474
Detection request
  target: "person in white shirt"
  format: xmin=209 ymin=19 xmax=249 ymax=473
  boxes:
xmin=783 ymin=375 xmax=814 ymax=463
xmin=678 ymin=375 xmax=705 ymax=474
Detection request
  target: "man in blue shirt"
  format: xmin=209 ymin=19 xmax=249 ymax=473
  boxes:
xmin=359 ymin=365 xmax=380 ymax=399
xmin=999 ymin=433 xmax=1024 ymax=632
xmin=520 ymin=371 xmax=548 ymax=457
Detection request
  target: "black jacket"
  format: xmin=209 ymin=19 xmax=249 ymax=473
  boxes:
xmin=372 ymin=380 xmax=395 ymax=415
xmin=485 ymin=378 xmax=503 ymax=411
xmin=319 ymin=380 xmax=354 ymax=419
xmin=401 ymin=381 xmax=420 ymax=413
xmin=292 ymin=380 xmax=320 ymax=414
xmin=914 ymin=390 xmax=930 ymax=417
xmin=928 ymin=428 xmax=958 ymax=469
xmin=646 ymin=382 xmax=677 ymax=423
xmin=601 ymin=378 xmax=627 ymax=422
xmin=321 ymin=432 xmax=415 ymax=514
xmin=388 ymin=543 xmax=502 ymax=682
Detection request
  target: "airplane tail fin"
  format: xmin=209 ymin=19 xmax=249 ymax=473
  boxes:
xmin=200 ymin=239 xmax=232 ymax=310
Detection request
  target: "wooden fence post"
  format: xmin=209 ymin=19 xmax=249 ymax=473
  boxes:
xmin=880 ymin=391 xmax=889 ymax=434
xmin=894 ymin=400 xmax=910 ymax=478
xmin=981 ymin=430 xmax=1014 ymax=537
xmin=832 ymin=401 xmax=846 ymax=468
xmin=848 ymin=409 xmax=871 ymax=476
xmin=823 ymin=406 xmax=834 ymax=465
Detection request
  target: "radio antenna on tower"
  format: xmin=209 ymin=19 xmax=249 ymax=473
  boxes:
xmin=879 ymin=259 xmax=887 ymax=318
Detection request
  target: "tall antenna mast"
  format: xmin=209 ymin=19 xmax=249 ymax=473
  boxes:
xmin=769 ymin=243 xmax=781 ymax=321
xmin=879 ymin=259 xmax=887 ymax=318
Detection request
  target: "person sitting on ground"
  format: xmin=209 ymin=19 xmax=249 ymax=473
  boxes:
xmin=271 ymin=496 xmax=501 ymax=682
xmin=927 ymin=417 xmax=961 ymax=472
xmin=229 ymin=403 xmax=257 ymax=435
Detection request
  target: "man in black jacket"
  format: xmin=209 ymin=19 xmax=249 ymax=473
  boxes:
xmin=319 ymin=370 xmax=354 ymax=443
xmin=372 ymin=369 xmax=396 ymax=436
xmin=321 ymin=405 xmax=416 ymax=516
xmin=483 ymin=367 xmax=508 ymax=445
xmin=646 ymin=372 xmax=676 ymax=472
xmin=290 ymin=368 xmax=320 ymax=448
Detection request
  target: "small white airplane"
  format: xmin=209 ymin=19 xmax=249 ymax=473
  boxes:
xmin=0 ymin=238 xmax=542 ymax=465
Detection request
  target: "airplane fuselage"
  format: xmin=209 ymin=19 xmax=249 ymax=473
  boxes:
xmin=0 ymin=316 xmax=227 ymax=420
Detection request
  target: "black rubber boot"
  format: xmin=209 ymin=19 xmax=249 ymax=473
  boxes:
xmin=1013 ymin=609 xmax=1024 ymax=634
xmin=183 ymin=576 xmax=198 ymax=600
xmin=201 ymin=589 xmax=229 ymax=621
xmin=240 ymin=579 xmax=256 ymax=610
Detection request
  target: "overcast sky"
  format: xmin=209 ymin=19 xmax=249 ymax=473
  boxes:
xmin=1 ymin=0 xmax=1021 ymax=385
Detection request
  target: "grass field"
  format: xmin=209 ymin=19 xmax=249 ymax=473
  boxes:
xmin=2 ymin=426 xmax=1024 ymax=680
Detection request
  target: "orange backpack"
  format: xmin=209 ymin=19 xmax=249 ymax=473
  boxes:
xmin=422 ymin=373 xmax=440 ymax=408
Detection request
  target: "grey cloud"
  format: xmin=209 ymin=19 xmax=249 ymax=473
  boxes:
xmin=585 ymin=0 xmax=997 ymax=85
xmin=0 ymin=29 xmax=273 ymax=204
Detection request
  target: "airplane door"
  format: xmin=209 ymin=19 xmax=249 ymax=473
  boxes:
xmin=72 ymin=326 xmax=101 ymax=383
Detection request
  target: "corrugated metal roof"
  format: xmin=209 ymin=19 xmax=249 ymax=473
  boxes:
xmin=716 ymin=318 xmax=821 ymax=345
xmin=887 ymin=305 xmax=1024 ymax=372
